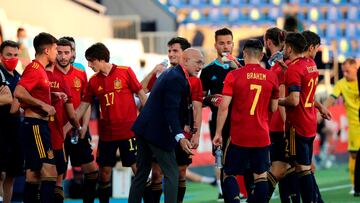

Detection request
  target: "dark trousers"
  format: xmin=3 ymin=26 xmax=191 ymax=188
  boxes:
xmin=128 ymin=136 xmax=178 ymax=203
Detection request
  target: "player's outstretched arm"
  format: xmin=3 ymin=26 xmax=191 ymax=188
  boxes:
xmin=213 ymin=96 xmax=232 ymax=147
xmin=279 ymin=92 xmax=299 ymax=107
xmin=63 ymin=101 xmax=90 ymax=136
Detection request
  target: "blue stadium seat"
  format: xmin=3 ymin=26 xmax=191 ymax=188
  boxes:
xmin=349 ymin=0 xmax=360 ymax=5
xmin=308 ymin=0 xmax=327 ymax=6
xmin=306 ymin=7 xmax=324 ymax=23
xmin=268 ymin=6 xmax=282 ymax=21
xmin=228 ymin=8 xmax=249 ymax=24
xmin=347 ymin=7 xmax=359 ymax=22
xmin=208 ymin=7 xmax=227 ymax=24
xmin=183 ymin=9 xmax=207 ymax=24
xmin=325 ymin=23 xmax=341 ymax=40
xmin=345 ymin=23 xmax=360 ymax=38
xmin=326 ymin=6 xmax=342 ymax=21
xmin=189 ymin=0 xmax=208 ymax=7
xmin=229 ymin=0 xmax=247 ymax=6
xmin=330 ymin=0 xmax=347 ymax=5
xmin=167 ymin=0 xmax=187 ymax=8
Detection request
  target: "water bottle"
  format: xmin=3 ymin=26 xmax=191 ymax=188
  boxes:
xmin=268 ymin=51 xmax=284 ymax=66
xmin=70 ymin=127 xmax=80 ymax=144
xmin=215 ymin=147 xmax=223 ymax=168
xmin=156 ymin=59 xmax=168 ymax=78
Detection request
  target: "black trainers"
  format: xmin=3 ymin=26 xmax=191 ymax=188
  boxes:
xmin=217 ymin=193 xmax=224 ymax=202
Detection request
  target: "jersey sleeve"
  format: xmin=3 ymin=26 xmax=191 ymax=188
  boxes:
xmin=189 ymin=77 xmax=203 ymax=102
xmin=331 ymin=80 xmax=343 ymax=99
xmin=82 ymin=79 xmax=95 ymax=103
xmin=127 ymin=67 xmax=142 ymax=93
xmin=17 ymin=67 xmax=39 ymax=91
xmin=285 ymin=66 xmax=301 ymax=92
xmin=222 ymin=72 xmax=234 ymax=96
xmin=200 ymin=69 xmax=210 ymax=95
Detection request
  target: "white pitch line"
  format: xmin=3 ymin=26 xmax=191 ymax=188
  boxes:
xmin=272 ymin=184 xmax=352 ymax=200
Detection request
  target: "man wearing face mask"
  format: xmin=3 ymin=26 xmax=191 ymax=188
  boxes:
xmin=0 ymin=40 xmax=24 ymax=203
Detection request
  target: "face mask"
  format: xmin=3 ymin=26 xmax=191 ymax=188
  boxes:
xmin=2 ymin=57 xmax=19 ymax=71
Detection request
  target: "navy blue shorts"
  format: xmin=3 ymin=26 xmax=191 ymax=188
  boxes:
xmin=285 ymin=127 xmax=315 ymax=166
xmin=0 ymin=115 xmax=24 ymax=176
xmin=64 ymin=130 xmax=94 ymax=167
xmin=96 ymin=137 xmax=137 ymax=167
xmin=21 ymin=117 xmax=55 ymax=171
xmin=54 ymin=149 xmax=67 ymax=175
xmin=176 ymin=139 xmax=192 ymax=166
xmin=223 ymin=143 xmax=270 ymax=175
xmin=270 ymin=131 xmax=287 ymax=162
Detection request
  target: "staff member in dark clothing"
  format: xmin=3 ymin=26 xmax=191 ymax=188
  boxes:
xmin=0 ymin=40 xmax=23 ymax=203
xmin=129 ymin=48 xmax=204 ymax=203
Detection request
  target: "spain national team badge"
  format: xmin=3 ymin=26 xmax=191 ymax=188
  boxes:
xmin=47 ymin=149 xmax=54 ymax=159
xmin=73 ymin=77 xmax=81 ymax=91
xmin=114 ymin=78 xmax=122 ymax=92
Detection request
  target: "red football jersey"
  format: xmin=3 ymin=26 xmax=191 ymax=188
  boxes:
xmin=47 ymin=70 xmax=72 ymax=150
xmin=83 ymin=65 xmax=142 ymax=141
xmin=222 ymin=64 xmax=279 ymax=147
xmin=54 ymin=65 xmax=87 ymax=109
xmin=17 ymin=60 xmax=51 ymax=116
xmin=189 ymin=76 xmax=203 ymax=102
xmin=285 ymin=57 xmax=319 ymax=137
xmin=269 ymin=62 xmax=285 ymax=132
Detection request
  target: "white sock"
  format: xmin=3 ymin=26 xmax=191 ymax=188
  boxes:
xmin=200 ymin=176 xmax=216 ymax=183
xmin=217 ymin=179 xmax=223 ymax=194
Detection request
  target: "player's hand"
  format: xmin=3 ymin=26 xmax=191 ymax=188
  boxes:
xmin=180 ymin=138 xmax=194 ymax=155
xmin=80 ymin=126 xmax=87 ymax=139
xmin=213 ymin=133 xmax=222 ymax=147
xmin=190 ymin=133 xmax=200 ymax=149
xmin=52 ymin=92 xmax=68 ymax=102
xmin=318 ymin=105 xmax=332 ymax=120
xmin=278 ymin=60 xmax=288 ymax=71
xmin=152 ymin=64 xmax=166 ymax=75
xmin=204 ymin=94 xmax=223 ymax=107
xmin=42 ymin=104 xmax=56 ymax=116
xmin=183 ymin=125 xmax=191 ymax=133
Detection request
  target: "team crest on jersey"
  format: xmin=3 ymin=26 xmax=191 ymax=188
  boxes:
xmin=98 ymin=86 xmax=103 ymax=92
xmin=47 ymin=149 xmax=54 ymax=159
xmin=114 ymin=78 xmax=122 ymax=92
xmin=73 ymin=77 xmax=81 ymax=90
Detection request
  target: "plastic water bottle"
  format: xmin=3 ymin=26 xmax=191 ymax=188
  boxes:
xmin=215 ymin=147 xmax=223 ymax=168
xmin=70 ymin=128 xmax=79 ymax=144
xmin=156 ymin=59 xmax=168 ymax=78
xmin=268 ymin=51 xmax=284 ymax=66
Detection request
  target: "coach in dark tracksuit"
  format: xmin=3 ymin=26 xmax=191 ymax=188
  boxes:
xmin=129 ymin=48 xmax=204 ymax=203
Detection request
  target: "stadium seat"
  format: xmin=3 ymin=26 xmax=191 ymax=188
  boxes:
xmin=208 ymin=7 xmax=227 ymax=24
xmin=347 ymin=7 xmax=359 ymax=22
xmin=189 ymin=0 xmax=208 ymax=8
xmin=228 ymin=8 xmax=249 ymax=24
xmin=229 ymin=0 xmax=247 ymax=6
xmin=167 ymin=0 xmax=187 ymax=8
xmin=326 ymin=6 xmax=342 ymax=21
xmin=268 ymin=6 xmax=282 ymax=21
xmin=325 ymin=23 xmax=341 ymax=39
xmin=344 ymin=23 xmax=360 ymax=38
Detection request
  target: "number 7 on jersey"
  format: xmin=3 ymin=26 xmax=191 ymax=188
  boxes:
xmin=250 ymin=84 xmax=262 ymax=115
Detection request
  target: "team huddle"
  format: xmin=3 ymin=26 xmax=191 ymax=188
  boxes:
xmin=0 ymin=26 xmax=357 ymax=203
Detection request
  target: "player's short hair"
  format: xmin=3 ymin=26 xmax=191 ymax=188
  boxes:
xmin=283 ymin=16 xmax=298 ymax=32
xmin=265 ymin=27 xmax=286 ymax=47
xmin=167 ymin=37 xmax=191 ymax=51
xmin=285 ymin=32 xmax=307 ymax=54
xmin=33 ymin=32 xmax=58 ymax=55
xmin=215 ymin=28 xmax=233 ymax=41
xmin=85 ymin=42 xmax=110 ymax=62
xmin=243 ymin=39 xmax=263 ymax=57
xmin=0 ymin=40 xmax=19 ymax=54
xmin=59 ymin=36 xmax=75 ymax=50
xmin=343 ymin=58 xmax=357 ymax=66
xmin=301 ymin=30 xmax=321 ymax=51
xmin=57 ymin=38 xmax=72 ymax=49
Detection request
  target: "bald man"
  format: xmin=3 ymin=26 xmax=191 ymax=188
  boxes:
xmin=129 ymin=48 xmax=204 ymax=203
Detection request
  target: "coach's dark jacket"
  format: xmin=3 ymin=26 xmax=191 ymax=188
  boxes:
xmin=132 ymin=65 xmax=191 ymax=151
